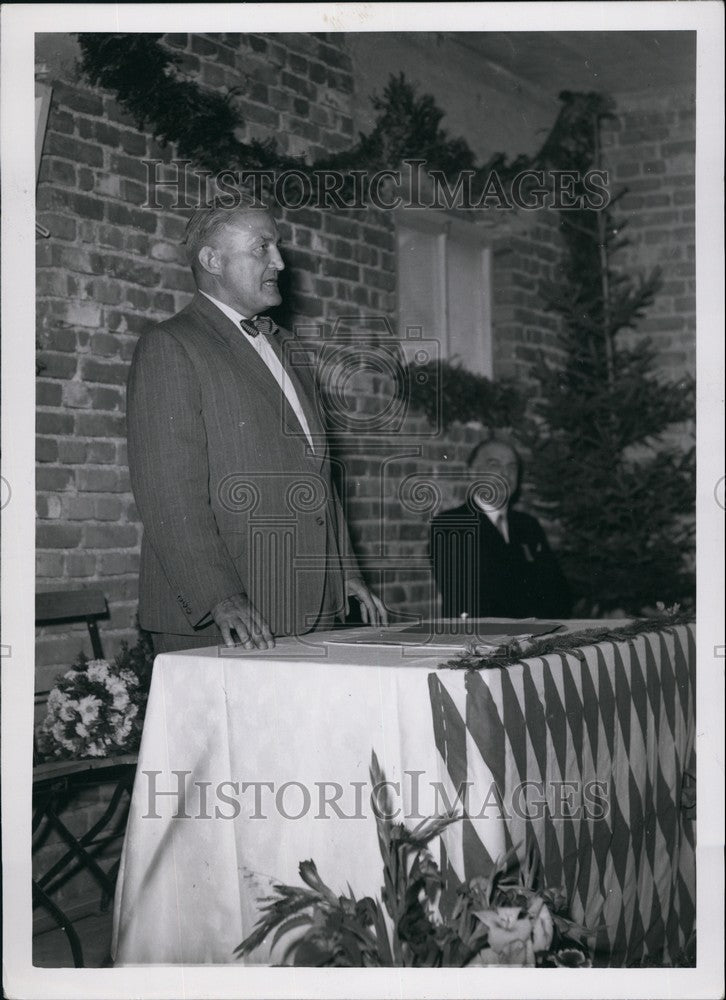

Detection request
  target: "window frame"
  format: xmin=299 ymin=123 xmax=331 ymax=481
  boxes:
xmin=395 ymin=208 xmax=493 ymax=376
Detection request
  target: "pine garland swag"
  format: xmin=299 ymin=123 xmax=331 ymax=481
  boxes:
xmin=440 ymin=609 xmax=695 ymax=672
xmin=75 ymin=34 xmax=533 ymax=185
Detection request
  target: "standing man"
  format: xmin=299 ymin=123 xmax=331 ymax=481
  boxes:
xmin=430 ymin=434 xmax=571 ymax=619
xmin=127 ymin=202 xmax=386 ymax=654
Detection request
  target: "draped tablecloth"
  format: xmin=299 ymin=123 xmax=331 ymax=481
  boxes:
xmin=111 ymin=621 xmax=695 ymax=968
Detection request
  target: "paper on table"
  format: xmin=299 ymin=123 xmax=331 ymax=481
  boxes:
xmin=324 ymin=619 xmax=563 ymax=649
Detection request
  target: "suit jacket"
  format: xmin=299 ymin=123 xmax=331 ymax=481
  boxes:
xmin=430 ymin=502 xmax=572 ymax=619
xmin=127 ymin=292 xmax=356 ymax=638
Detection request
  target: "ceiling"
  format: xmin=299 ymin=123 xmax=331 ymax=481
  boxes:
xmin=448 ymin=31 xmax=696 ymax=97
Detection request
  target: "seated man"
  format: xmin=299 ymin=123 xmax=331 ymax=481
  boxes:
xmin=430 ymin=435 xmax=572 ymax=619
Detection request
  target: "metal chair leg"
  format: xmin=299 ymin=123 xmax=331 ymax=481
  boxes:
xmin=32 ymin=880 xmax=85 ymax=968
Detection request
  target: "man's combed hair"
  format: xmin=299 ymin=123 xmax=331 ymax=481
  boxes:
xmin=466 ymin=431 xmax=522 ymax=469
xmin=182 ymin=196 xmax=271 ymax=273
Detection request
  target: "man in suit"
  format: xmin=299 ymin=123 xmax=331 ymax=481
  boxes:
xmin=127 ymin=203 xmax=386 ymax=654
xmin=430 ymin=435 xmax=571 ymax=619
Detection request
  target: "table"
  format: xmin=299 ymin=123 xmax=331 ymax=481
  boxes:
xmin=111 ymin=620 xmax=695 ymax=967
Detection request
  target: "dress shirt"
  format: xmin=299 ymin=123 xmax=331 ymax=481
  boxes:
xmin=474 ymin=499 xmax=510 ymax=543
xmin=200 ymin=291 xmax=315 ymax=452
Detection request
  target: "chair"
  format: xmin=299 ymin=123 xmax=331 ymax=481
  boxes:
xmin=33 ymin=589 xmax=137 ymax=967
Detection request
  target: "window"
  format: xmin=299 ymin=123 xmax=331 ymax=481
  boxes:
xmin=396 ymin=210 xmax=493 ymax=375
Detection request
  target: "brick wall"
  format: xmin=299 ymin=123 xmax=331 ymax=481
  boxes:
xmin=35 ymin=32 xmax=392 ymax=678
xmin=601 ymin=87 xmax=696 ymax=379
xmin=35 ymin=34 xmax=696 ymax=681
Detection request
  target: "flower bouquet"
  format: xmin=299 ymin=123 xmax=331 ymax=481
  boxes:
xmin=36 ymin=633 xmax=153 ymax=761
xmin=236 ymin=752 xmax=592 ymax=967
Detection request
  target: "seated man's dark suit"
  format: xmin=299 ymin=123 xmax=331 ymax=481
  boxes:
xmin=430 ymin=502 xmax=572 ymax=619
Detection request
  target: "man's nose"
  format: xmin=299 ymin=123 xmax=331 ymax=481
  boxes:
xmin=269 ymin=245 xmax=285 ymax=271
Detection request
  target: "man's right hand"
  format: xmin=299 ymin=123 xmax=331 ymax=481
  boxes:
xmin=211 ymin=593 xmax=275 ymax=650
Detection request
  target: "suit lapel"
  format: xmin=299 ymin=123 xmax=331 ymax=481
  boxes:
xmin=272 ymin=330 xmax=328 ymax=464
xmin=188 ymin=294 xmax=326 ymax=468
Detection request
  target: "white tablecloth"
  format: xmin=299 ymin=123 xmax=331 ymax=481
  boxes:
xmin=112 ymin=619 xmax=694 ymax=967
xmin=111 ymin=624 xmax=517 ymax=965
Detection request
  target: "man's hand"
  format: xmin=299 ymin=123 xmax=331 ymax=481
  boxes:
xmin=211 ymin=592 xmax=275 ymax=650
xmin=345 ymin=577 xmax=389 ymax=627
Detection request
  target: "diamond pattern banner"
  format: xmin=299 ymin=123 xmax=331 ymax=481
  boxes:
xmin=428 ymin=624 xmax=696 ymax=967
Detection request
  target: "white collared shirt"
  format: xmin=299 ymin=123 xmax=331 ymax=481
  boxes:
xmin=473 ymin=499 xmax=510 ymax=543
xmin=201 ymin=291 xmax=315 ymax=452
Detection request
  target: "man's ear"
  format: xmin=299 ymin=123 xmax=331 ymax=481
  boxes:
xmin=197 ymin=244 xmax=221 ymax=276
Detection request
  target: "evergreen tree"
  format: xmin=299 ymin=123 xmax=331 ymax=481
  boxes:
xmin=526 ymin=93 xmax=695 ymax=615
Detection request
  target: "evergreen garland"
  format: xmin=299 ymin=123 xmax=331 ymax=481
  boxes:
xmin=406 ymin=359 xmax=526 ymax=432
xmin=440 ymin=608 xmax=694 ymax=671
xmin=75 ymin=35 xmax=531 ymax=185
xmin=74 ymin=38 xmax=696 ymax=616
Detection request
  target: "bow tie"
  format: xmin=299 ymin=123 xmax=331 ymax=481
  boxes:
xmin=239 ymin=316 xmax=278 ymax=338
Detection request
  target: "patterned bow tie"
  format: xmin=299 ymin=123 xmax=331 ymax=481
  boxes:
xmin=239 ymin=316 xmax=278 ymax=338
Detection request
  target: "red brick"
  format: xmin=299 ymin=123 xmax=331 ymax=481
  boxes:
xmin=74 ymin=413 xmax=126 ymax=439
xmin=80 ymin=359 xmax=130 ymax=386
xmin=97 ymin=552 xmax=141 ymax=575
xmin=86 ymin=441 xmax=117 ymax=464
xmin=36 ymin=381 xmax=63 ymax=407
xmin=89 ymin=332 xmax=121 ymax=357
xmin=105 ymin=202 xmax=159 ymax=234
xmin=78 ymin=118 xmax=122 ymax=147
xmin=36 ymin=494 xmax=63 ymax=520
xmin=322 ymin=259 xmax=359 ymax=281
xmin=118 ymin=129 xmax=148 ymax=157
xmin=57 ymin=439 xmax=88 ymax=464
xmin=92 ymin=496 xmax=124 ymax=521
xmin=88 ymin=385 xmax=125 ymax=411
xmin=36 ymin=410 xmax=74 ymax=435
xmin=36 ymin=436 xmax=59 ymax=463
xmin=37 ymin=523 xmax=82 ymax=549
xmin=45 ymin=131 xmax=104 ymax=168
xmin=37 ymin=212 xmax=77 ymax=242
xmin=61 ymin=383 xmax=92 ymax=409
xmin=36 ymin=551 xmax=66 ymax=579
xmin=53 ymin=82 xmax=104 ymax=118
xmin=64 ymin=553 xmax=98 ymax=578
xmin=63 ymin=495 xmax=97 ymax=520
xmin=36 ymin=467 xmax=75 ymax=492
xmin=40 ymin=157 xmax=76 ymax=186
xmin=83 ymin=524 xmax=138 ymax=548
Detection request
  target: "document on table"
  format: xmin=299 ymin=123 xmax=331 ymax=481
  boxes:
xmin=324 ymin=619 xmax=563 ymax=651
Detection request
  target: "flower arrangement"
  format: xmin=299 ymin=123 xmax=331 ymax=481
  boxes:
xmin=236 ymin=752 xmax=592 ymax=967
xmin=36 ymin=631 xmax=153 ymax=761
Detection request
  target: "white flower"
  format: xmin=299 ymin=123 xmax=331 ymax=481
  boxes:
xmin=112 ymin=715 xmax=134 ymax=744
xmin=75 ymin=723 xmax=89 ymax=738
xmin=528 ymin=898 xmax=554 ymax=953
xmin=47 ymin=688 xmax=65 ymax=713
xmin=112 ymin=689 xmax=131 ymax=712
xmin=59 ymin=698 xmax=77 ymax=723
xmin=51 ymin=721 xmax=67 ymax=742
xmin=77 ymin=694 xmax=103 ymax=725
xmin=473 ymin=906 xmax=532 ymax=955
xmin=86 ymin=660 xmax=111 ymax=683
